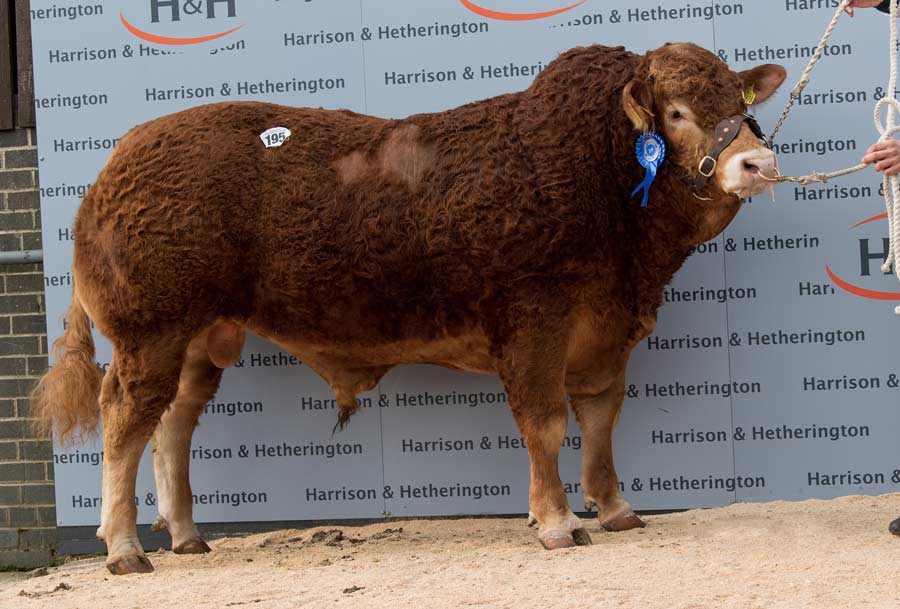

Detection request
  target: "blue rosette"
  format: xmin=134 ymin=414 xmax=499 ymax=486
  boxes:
xmin=631 ymin=132 xmax=666 ymax=208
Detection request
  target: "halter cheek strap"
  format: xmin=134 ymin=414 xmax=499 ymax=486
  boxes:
xmin=690 ymin=113 xmax=765 ymax=193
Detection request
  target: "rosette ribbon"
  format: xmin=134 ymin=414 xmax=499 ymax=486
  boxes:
xmin=631 ymin=132 xmax=666 ymax=208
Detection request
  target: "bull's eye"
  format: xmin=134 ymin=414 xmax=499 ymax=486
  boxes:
xmin=671 ymin=110 xmax=682 ymax=120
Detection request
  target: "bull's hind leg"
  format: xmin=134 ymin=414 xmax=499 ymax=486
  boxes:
xmin=497 ymin=326 xmax=590 ymax=550
xmin=570 ymin=376 xmax=645 ymax=532
xmin=98 ymin=339 xmax=187 ymax=575
xmin=150 ymin=327 xmax=234 ymax=554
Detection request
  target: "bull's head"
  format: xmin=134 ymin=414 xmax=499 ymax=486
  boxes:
xmin=622 ymin=43 xmax=786 ymax=204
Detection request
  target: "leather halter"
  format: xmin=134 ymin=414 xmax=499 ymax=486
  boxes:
xmin=690 ymin=113 xmax=766 ymax=193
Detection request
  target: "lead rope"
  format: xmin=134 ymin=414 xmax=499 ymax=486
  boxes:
xmin=877 ymin=0 xmax=900 ymax=308
xmin=767 ymin=0 xmax=870 ymax=185
xmin=767 ymin=0 xmax=854 ymax=144
xmin=765 ymin=0 xmax=900 ymax=311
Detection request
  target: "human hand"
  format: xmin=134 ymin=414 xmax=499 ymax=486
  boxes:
xmin=845 ymin=1 xmax=886 ymax=16
xmin=864 ymin=140 xmax=900 ymax=176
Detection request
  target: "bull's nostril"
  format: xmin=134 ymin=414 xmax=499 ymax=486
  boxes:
xmin=744 ymin=162 xmax=760 ymax=174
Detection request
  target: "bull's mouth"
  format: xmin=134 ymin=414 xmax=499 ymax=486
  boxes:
xmin=732 ymin=178 xmax=775 ymax=200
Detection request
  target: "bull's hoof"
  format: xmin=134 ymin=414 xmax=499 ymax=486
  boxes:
xmin=150 ymin=515 xmax=168 ymax=532
xmin=889 ymin=517 xmax=900 ymax=536
xmin=173 ymin=538 xmax=211 ymax=555
xmin=600 ymin=511 xmax=646 ymax=532
xmin=106 ymin=554 xmax=154 ymax=575
xmin=572 ymin=528 xmax=593 ymax=546
xmin=539 ymin=530 xmax=577 ymax=550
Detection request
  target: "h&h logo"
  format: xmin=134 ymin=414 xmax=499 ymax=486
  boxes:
xmin=120 ymin=0 xmax=243 ymax=45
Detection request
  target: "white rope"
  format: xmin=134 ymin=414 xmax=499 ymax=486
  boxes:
xmin=879 ymin=0 xmax=900 ymax=314
xmin=768 ymin=0 xmax=854 ymax=143
xmin=771 ymin=162 xmax=868 ymax=185
xmin=766 ymin=0 xmax=900 ymax=312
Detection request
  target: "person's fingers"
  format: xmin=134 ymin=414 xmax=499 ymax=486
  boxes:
xmin=866 ymin=142 xmax=891 ymax=157
xmin=875 ymin=158 xmax=900 ymax=172
xmin=883 ymin=162 xmax=900 ymax=176
xmin=867 ymin=149 xmax=895 ymax=159
xmin=864 ymin=150 xmax=896 ymax=164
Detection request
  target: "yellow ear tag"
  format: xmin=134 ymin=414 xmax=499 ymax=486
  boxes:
xmin=742 ymin=84 xmax=756 ymax=106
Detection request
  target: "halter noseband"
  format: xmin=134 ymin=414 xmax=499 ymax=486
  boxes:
xmin=689 ymin=113 xmax=766 ymax=194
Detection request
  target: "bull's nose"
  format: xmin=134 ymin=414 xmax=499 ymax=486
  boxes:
xmin=743 ymin=151 xmax=776 ymax=180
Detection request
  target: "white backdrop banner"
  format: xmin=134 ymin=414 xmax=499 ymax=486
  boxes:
xmin=30 ymin=0 xmax=900 ymax=527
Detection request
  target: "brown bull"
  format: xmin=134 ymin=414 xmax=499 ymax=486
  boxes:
xmin=32 ymin=42 xmax=785 ymax=574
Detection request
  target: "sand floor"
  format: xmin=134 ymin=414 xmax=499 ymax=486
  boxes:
xmin=3 ymin=494 xmax=900 ymax=609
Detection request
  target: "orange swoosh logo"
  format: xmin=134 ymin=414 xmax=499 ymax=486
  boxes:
xmin=851 ymin=213 xmax=888 ymax=229
xmin=459 ymin=0 xmax=587 ymax=20
xmin=825 ymin=264 xmax=900 ymax=300
xmin=120 ymin=13 xmax=243 ymax=45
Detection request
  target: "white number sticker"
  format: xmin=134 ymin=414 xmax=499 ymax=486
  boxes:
xmin=260 ymin=127 xmax=292 ymax=148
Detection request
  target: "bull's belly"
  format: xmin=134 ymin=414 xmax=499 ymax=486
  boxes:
xmin=246 ymin=320 xmax=498 ymax=375
xmin=242 ymin=305 xmax=646 ymax=393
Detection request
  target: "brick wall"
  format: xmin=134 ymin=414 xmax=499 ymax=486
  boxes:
xmin=0 ymin=126 xmax=54 ymax=569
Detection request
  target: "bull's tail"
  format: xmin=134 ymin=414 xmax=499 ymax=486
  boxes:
xmin=30 ymin=292 xmax=103 ymax=445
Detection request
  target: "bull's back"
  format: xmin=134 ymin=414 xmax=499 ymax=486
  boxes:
xmin=74 ymin=97 xmax=527 ymax=345
xmin=73 ymin=102 xmax=388 ymax=331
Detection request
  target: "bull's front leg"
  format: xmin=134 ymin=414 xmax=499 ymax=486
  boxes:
xmin=570 ymin=375 xmax=645 ymax=532
xmin=497 ymin=327 xmax=591 ymax=550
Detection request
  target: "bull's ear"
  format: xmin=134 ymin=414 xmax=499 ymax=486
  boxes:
xmin=622 ymin=79 xmax=655 ymax=132
xmin=739 ymin=64 xmax=787 ymax=105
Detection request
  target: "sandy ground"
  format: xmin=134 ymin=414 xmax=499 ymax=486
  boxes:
xmin=3 ymin=494 xmax=900 ymax=609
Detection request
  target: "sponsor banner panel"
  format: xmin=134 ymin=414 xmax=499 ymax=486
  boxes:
xmin=30 ymin=0 xmax=900 ymax=527
xmin=380 ymin=365 xmax=533 ymax=516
